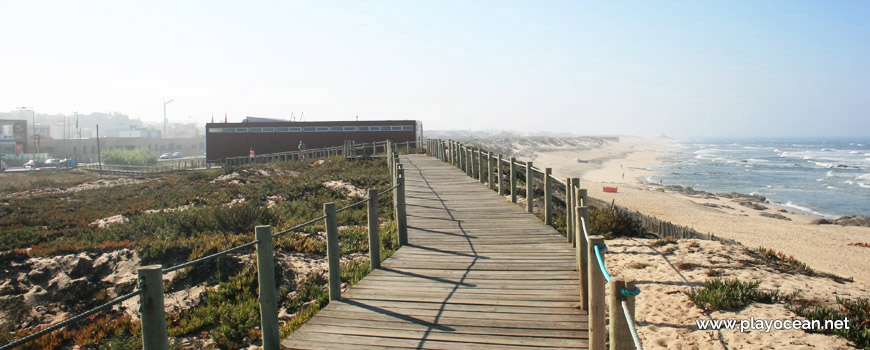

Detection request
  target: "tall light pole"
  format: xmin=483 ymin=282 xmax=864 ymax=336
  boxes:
xmin=19 ymin=107 xmax=35 ymax=158
xmin=163 ymin=98 xmax=174 ymax=138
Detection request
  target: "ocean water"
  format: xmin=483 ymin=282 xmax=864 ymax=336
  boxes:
xmin=646 ymin=138 xmax=870 ymax=218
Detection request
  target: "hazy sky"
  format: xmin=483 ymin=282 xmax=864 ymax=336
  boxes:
xmin=1 ymin=1 xmax=868 ymax=137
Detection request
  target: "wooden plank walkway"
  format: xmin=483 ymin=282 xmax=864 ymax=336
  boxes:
xmin=282 ymin=154 xmax=588 ymax=349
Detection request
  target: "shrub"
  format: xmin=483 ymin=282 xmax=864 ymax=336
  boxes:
xmin=101 ymin=148 xmax=158 ymax=166
xmin=588 ymin=207 xmax=645 ymax=239
xmin=788 ymin=297 xmax=869 ymax=348
xmin=684 ymin=278 xmax=786 ymax=311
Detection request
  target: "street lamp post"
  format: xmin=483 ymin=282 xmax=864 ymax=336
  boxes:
xmin=163 ymin=99 xmax=174 ymax=138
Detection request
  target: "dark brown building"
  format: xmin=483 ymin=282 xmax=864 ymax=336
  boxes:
xmin=206 ymin=120 xmax=420 ymax=161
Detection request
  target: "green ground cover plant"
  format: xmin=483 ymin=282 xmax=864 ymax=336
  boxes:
xmin=0 ymin=170 xmax=99 ymax=194
xmin=1 ymin=156 xmax=395 ymax=349
xmin=788 ymin=297 xmax=869 ymax=348
xmin=684 ymin=278 xmax=789 ymax=311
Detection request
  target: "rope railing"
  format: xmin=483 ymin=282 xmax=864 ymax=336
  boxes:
xmin=0 ymin=289 xmax=143 ymax=350
xmin=164 ymin=240 xmax=259 ymax=273
xmin=5 ymin=139 xmax=412 ymax=350
xmin=425 ymin=138 xmax=644 ymax=350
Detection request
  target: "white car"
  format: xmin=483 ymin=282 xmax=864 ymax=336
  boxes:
xmin=0 ymin=160 xmax=6 ymax=172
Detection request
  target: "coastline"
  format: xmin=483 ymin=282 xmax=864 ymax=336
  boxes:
xmin=527 ymin=136 xmax=870 ymax=285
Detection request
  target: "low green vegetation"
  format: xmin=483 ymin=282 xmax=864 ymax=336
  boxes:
xmin=687 ymin=277 xmax=869 ymax=348
xmin=101 ymin=148 xmax=158 ymax=166
xmin=753 ymin=247 xmax=815 ymax=275
xmin=0 ymin=170 xmax=99 ymax=194
xmin=788 ymin=297 xmax=869 ymax=348
xmin=1 ymin=156 xmax=395 ymax=349
xmin=650 ymin=237 xmax=677 ymax=248
xmin=588 ymin=207 xmax=645 ymax=239
xmin=683 ymin=278 xmax=790 ymax=311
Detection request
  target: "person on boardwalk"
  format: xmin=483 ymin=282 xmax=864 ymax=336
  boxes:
xmin=249 ymin=148 xmax=255 ymax=163
xmin=298 ymin=140 xmax=306 ymax=160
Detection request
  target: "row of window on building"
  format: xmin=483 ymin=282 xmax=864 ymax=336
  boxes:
xmin=208 ymin=125 xmax=414 ymax=133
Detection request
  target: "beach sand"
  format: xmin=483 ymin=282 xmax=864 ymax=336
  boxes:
xmin=481 ymin=136 xmax=870 ymax=349
xmin=530 ymin=136 xmax=870 ymax=285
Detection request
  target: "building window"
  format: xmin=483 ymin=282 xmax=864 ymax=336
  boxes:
xmin=303 ymin=127 xmax=316 ymax=132
xmin=343 ymin=126 xmax=357 ymax=131
xmin=315 ymin=127 xmax=329 ymax=132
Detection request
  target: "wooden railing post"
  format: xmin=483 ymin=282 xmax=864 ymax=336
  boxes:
xmin=567 ymin=178 xmax=574 ymax=244
xmin=396 ymin=168 xmax=408 ymax=246
xmin=477 ymin=149 xmax=484 ymax=184
xmin=571 ymin=178 xmax=580 ymax=247
xmin=138 ymin=265 xmax=168 ymax=350
xmin=609 ymin=278 xmax=636 ymax=350
xmin=577 ymin=205 xmax=590 ymax=311
xmin=255 ymin=225 xmax=279 ymax=350
xmin=487 ymin=153 xmax=494 ymax=190
xmin=324 ymin=203 xmax=341 ymax=301
xmin=467 ymin=148 xmax=473 ymax=177
xmin=544 ymin=168 xmax=552 ymax=225
xmin=510 ymin=158 xmax=517 ymax=203
xmin=368 ymin=189 xmax=381 ymax=270
xmin=497 ymin=154 xmax=504 ymax=196
xmin=525 ymin=161 xmax=534 ymax=213
xmin=588 ymin=235 xmax=606 ymax=350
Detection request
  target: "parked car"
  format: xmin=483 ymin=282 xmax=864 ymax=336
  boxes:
xmin=159 ymin=152 xmax=173 ymax=160
xmin=172 ymin=152 xmax=183 ymax=158
xmin=24 ymin=160 xmax=45 ymax=169
xmin=0 ymin=160 xmax=6 ymax=172
xmin=45 ymin=158 xmax=60 ymax=167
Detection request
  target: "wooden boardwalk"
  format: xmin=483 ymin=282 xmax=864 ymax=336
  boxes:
xmin=282 ymin=154 xmax=588 ymax=349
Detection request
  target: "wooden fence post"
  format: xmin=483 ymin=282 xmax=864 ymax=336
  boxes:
xmin=588 ymin=235 xmax=606 ymax=350
xmin=526 ymin=161 xmax=534 ymax=213
xmin=138 ymin=265 xmax=168 ymax=350
xmin=510 ymin=158 xmax=517 ymax=203
xmin=467 ymin=148 xmax=473 ymax=177
xmin=477 ymin=149 xmax=484 ymax=184
xmin=544 ymin=168 xmax=552 ymax=225
xmin=324 ymin=203 xmax=341 ymax=301
xmin=368 ymin=189 xmax=381 ymax=270
xmin=497 ymin=154 xmax=504 ymax=195
xmin=571 ymin=178 xmax=580 ymax=247
xmin=577 ymin=205 xmax=590 ymax=311
xmin=255 ymin=225 xmax=279 ymax=350
xmin=566 ymin=178 xmax=574 ymax=244
xmin=609 ymin=278 xmax=636 ymax=350
xmin=487 ymin=153 xmax=494 ymax=190
xmin=396 ymin=168 xmax=408 ymax=246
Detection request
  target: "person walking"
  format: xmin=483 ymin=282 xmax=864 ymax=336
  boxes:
xmin=298 ymin=140 xmax=306 ymax=160
xmin=249 ymin=147 xmax=255 ymax=164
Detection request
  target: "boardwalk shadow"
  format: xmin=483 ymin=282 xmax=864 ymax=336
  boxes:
xmin=405 ymin=244 xmax=489 ymax=259
xmin=341 ymin=299 xmax=455 ymax=332
xmin=407 ymin=226 xmax=477 ymax=238
xmin=380 ymin=267 xmax=476 ymax=287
